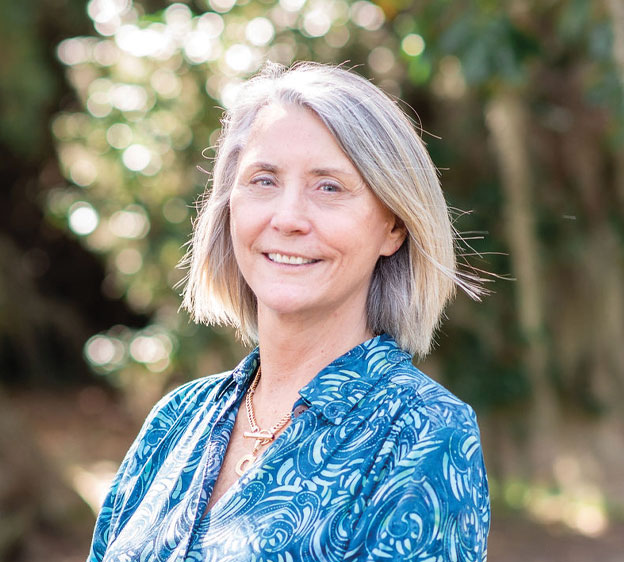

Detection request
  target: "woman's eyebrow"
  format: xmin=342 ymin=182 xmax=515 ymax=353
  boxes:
xmin=240 ymin=162 xmax=357 ymax=178
xmin=245 ymin=161 xmax=279 ymax=173
xmin=309 ymin=166 xmax=357 ymax=177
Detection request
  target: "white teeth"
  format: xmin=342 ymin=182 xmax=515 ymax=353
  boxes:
xmin=268 ymin=253 xmax=316 ymax=265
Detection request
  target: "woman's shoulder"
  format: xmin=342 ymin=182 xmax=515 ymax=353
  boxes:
xmin=146 ymin=370 xmax=233 ymax=424
xmin=380 ymin=360 xmax=480 ymax=436
xmin=119 ymin=371 xmax=235 ymax=472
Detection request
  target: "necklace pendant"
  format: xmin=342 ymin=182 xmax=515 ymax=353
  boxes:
xmin=243 ymin=429 xmax=274 ymax=443
xmin=235 ymin=453 xmax=256 ymax=476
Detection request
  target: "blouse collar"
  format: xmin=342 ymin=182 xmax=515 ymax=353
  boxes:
xmin=229 ymin=333 xmax=411 ymax=425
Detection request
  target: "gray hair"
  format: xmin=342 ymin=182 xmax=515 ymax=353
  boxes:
xmin=181 ymin=61 xmax=480 ymax=357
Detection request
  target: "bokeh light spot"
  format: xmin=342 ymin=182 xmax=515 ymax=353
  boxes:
xmin=163 ymin=197 xmax=189 ymax=223
xmin=246 ymin=18 xmax=275 ymax=46
xmin=142 ymin=152 xmax=162 ymax=176
xmin=184 ymin=31 xmax=218 ymax=63
xmin=208 ymin=0 xmax=236 ymax=14
xmin=224 ymin=44 xmax=254 ymax=73
xmin=122 ymin=144 xmax=151 ymax=171
xmin=94 ymin=17 xmax=122 ymax=37
xmin=111 ymin=84 xmax=148 ymax=112
xmin=280 ymin=0 xmax=306 ymax=12
xmin=350 ymin=1 xmax=385 ymax=31
xmin=93 ymin=40 xmax=119 ymax=66
xmin=267 ymin=42 xmax=296 ymax=65
xmin=47 ymin=188 xmax=76 ymax=216
xmin=115 ymin=24 xmax=172 ymax=58
xmin=109 ymin=205 xmax=150 ymax=239
xmin=368 ymin=46 xmax=395 ymax=74
xmin=127 ymin=283 xmax=153 ymax=310
xmin=106 ymin=122 xmax=133 ymax=149
xmin=115 ymin=247 xmax=143 ymax=275
xmin=151 ymin=69 xmax=182 ymax=98
xmin=87 ymin=91 xmax=113 ymax=118
xmin=70 ymin=159 xmax=98 ymax=187
xmin=57 ymin=38 xmax=92 ymax=66
xmin=85 ymin=335 xmax=125 ymax=366
xmin=88 ymin=0 xmax=130 ymax=24
xmin=68 ymin=202 xmax=99 ymax=235
xmin=402 ymin=33 xmax=425 ymax=57
xmin=164 ymin=3 xmax=193 ymax=40
xmin=130 ymin=332 xmax=172 ymax=365
xmin=197 ymin=12 xmax=225 ymax=37
xmin=432 ymin=55 xmax=467 ymax=99
xmin=303 ymin=10 xmax=332 ymax=37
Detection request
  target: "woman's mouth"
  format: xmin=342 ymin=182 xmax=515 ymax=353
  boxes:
xmin=266 ymin=253 xmax=320 ymax=265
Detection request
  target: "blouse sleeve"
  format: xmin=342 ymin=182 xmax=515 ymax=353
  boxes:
xmin=86 ymin=453 xmax=132 ymax=562
xmin=346 ymin=423 xmax=490 ymax=562
xmin=85 ymin=380 xmax=204 ymax=562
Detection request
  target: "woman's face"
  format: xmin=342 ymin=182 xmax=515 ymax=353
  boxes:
xmin=229 ymin=103 xmax=404 ymax=327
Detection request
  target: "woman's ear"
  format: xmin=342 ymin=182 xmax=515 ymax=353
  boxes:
xmin=380 ymin=217 xmax=407 ymax=257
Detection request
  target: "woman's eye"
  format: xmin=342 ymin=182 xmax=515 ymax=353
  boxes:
xmin=251 ymin=176 xmax=275 ymax=187
xmin=319 ymin=183 xmax=341 ymax=193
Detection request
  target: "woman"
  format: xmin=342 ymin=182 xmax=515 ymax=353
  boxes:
xmin=88 ymin=62 xmax=490 ymax=561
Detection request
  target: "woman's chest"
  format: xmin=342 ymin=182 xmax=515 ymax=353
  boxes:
xmin=205 ymin=401 xmax=265 ymax=512
xmin=190 ymin=413 xmax=397 ymax=561
xmin=109 ymin=398 xmax=400 ymax=562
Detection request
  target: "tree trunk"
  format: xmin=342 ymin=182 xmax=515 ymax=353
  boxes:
xmin=486 ymin=91 xmax=557 ymax=480
xmin=606 ymin=0 xmax=624 ymax=210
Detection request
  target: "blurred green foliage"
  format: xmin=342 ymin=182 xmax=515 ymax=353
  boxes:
xmin=0 ymin=1 xmax=55 ymax=159
xmin=0 ymin=0 xmax=621 ymax=437
xmin=36 ymin=0 xmax=622 ymax=415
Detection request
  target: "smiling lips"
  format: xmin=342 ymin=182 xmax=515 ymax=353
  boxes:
xmin=266 ymin=252 xmax=320 ymax=265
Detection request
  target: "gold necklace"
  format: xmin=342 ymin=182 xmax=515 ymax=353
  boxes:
xmin=235 ymin=367 xmax=292 ymax=476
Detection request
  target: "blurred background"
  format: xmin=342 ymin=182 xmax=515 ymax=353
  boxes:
xmin=1 ymin=0 xmax=623 ymax=560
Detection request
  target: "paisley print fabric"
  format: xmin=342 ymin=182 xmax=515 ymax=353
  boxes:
xmin=88 ymin=334 xmax=490 ymax=561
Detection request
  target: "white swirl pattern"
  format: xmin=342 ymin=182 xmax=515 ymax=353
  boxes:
xmin=88 ymin=334 xmax=489 ymax=561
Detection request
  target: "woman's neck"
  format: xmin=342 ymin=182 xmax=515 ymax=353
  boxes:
xmin=252 ymin=306 xmax=373 ymax=412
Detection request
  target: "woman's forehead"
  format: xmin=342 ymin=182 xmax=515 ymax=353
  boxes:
xmin=239 ymin=103 xmax=355 ymax=170
xmin=247 ymin=103 xmax=320 ymax=138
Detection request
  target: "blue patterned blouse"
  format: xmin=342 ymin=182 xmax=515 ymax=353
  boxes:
xmin=88 ymin=334 xmax=490 ymax=561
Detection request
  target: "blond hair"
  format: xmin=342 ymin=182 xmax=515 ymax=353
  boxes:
xmin=181 ymin=62 xmax=480 ymax=357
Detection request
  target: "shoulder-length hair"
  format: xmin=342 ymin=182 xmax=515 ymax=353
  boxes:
xmin=181 ymin=61 xmax=480 ymax=357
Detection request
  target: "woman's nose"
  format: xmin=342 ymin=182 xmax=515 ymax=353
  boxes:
xmin=269 ymin=187 xmax=311 ymax=235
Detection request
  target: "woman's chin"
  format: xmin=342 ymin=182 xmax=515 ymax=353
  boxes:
xmin=256 ymin=294 xmax=327 ymax=320
xmin=258 ymin=300 xmax=313 ymax=318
